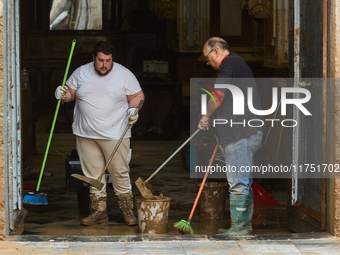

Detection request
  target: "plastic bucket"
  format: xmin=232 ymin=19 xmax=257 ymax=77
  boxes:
xmin=196 ymin=182 xmax=228 ymax=219
xmin=135 ymin=195 xmax=171 ymax=234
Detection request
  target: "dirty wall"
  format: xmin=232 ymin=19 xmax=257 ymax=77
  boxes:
xmin=0 ymin=0 xmax=5 ymax=240
xmin=329 ymin=0 xmax=340 ymax=237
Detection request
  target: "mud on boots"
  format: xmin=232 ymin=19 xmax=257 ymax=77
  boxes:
xmin=118 ymin=193 xmax=138 ymax=226
xmin=81 ymin=194 xmax=109 ymax=226
xmin=218 ymin=192 xmax=254 ymax=236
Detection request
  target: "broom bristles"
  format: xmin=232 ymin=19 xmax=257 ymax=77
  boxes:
xmin=23 ymin=191 xmax=48 ymax=205
xmin=174 ymin=219 xmax=194 ymax=235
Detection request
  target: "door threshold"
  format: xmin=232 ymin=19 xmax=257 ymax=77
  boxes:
xmin=6 ymin=232 xmax=333 ymax=242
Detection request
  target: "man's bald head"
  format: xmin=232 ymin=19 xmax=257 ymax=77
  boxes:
xmin=204 ymin=37 xmax=230 ymax=52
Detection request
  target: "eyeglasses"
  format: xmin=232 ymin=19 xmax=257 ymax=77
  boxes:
xmin=204 ymin=49 xmax=214 ymax=63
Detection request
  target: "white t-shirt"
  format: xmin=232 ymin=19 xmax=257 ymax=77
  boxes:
xmin=66 ymin=62 xmax=142 ymax=140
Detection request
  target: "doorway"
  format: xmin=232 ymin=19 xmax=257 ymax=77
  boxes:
xmin=2 ymin=0 xmax=332 ymax=237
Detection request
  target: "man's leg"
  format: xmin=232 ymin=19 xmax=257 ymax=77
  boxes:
xmin=98 ymin=138 xmax=137 ymax=226
xmin=219 ymin=130 xmax=263 ymax=236
xmin=76 ymin=136 xmax=109 ymax=226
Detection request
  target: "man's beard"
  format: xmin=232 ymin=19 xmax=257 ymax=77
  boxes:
xmin=94 ymin=63 xmax=113 ymax=76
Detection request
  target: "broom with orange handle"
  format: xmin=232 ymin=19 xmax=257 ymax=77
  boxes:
xmin=174 ymin=140 xmax=219 ymax=234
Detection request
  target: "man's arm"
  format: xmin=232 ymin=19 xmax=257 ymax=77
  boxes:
xmin=126 ymin=90 xmax=145 ymax=124
xmin=55 ymin=85 xmax=76 ymax=103
xmin=62 ymin=86 xmax=77 ymax=103
xmin=198 ymin=94 xmax=224 ymax=130
xmin=127 ymin=90 xmax=145 ymax=108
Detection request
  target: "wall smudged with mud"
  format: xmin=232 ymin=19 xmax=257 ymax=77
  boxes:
xmin=334 ymin=180 xmax=340 ymax=236
xmin=0 ymin=0 xmax=6 ymax=240
xmin=329 ymin=0 xmax=340 ymax=237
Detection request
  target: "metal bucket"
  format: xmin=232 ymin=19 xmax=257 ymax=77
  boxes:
xmin=196 ymin=182 xmax=228 ymax=219
xmin=135 ymin=195 xmax=171 ymax=234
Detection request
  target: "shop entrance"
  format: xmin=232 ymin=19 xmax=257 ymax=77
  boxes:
xmin=2 ymin=0 xmax=331 ymax=237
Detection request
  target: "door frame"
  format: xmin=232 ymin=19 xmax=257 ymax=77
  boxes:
xmin=289 ymin=0 xmax=328 ymax=232
xmin=3 ymin=0 xmax=27 ymax=235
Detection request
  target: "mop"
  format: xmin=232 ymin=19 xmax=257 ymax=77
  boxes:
xmin=23 ymin=39 xmax=76 ymax=205
xmin=136 ymin=129 xmax=201 ymax=199
xmin=174 ymin=141 xmax=218 ymax=234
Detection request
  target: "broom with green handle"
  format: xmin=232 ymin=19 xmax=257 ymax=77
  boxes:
xmin=23 ymin=39 xmax=76 ymax=205
xmin=174 ymin=141 xmax=218 ymax=234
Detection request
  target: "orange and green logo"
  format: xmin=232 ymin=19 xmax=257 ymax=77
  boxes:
xmin=197 ymin=82 xmax=223 ymax=115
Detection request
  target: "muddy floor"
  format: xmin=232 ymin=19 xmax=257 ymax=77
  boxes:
xmin=22 ymin=111 xmax=292 ymax=236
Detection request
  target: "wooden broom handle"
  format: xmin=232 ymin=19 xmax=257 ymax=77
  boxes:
xmin=97 ymin=100 xmax=143 ymax=181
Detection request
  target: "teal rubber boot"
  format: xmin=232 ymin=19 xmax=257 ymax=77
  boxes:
xmin=218 ymin=193 xmax=253 ymax=236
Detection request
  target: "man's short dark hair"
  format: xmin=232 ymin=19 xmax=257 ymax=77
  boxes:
xmin=93 ymin=41 xmax=115 ymax=57
xmin=207 ymin=39 xmax=230 ymax=51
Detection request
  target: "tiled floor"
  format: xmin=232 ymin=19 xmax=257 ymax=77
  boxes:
xmin=4 ymin=233 xmax=340 ymax=254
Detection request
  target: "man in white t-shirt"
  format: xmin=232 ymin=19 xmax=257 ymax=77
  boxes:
xmin=55 ymin=41 xmax=144 ymax=226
